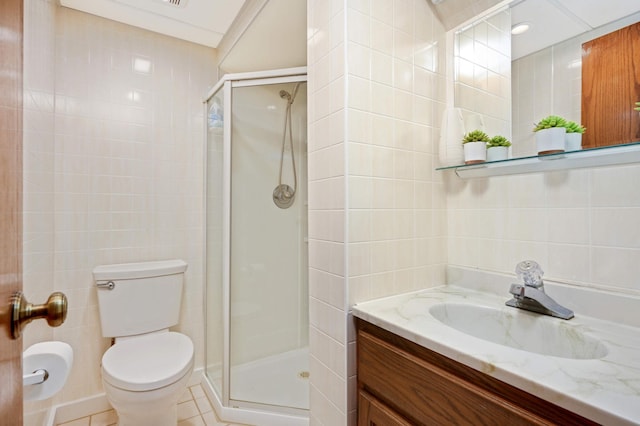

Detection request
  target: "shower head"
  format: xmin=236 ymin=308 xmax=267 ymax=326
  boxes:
xmin=280 ymin=83 xmax=301 ymax=104
xmin=279 ymin=90 xmax=291 ymax=101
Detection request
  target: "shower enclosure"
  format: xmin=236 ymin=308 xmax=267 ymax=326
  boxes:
xmin=203 ymin=68 xmax=308 ymax=426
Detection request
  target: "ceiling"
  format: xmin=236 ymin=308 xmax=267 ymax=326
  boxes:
xmin=59 ymin=0 xmax=307 ymax=73
xmin=58 ymin=0 xmax=640 ymax=69
xmin=510 ymin=0 xmax=640 ymax=59
xmin=59 ymin=0 xmax=248 ymax=48
xmin=218 ymin=0 xmax=306 ymax=72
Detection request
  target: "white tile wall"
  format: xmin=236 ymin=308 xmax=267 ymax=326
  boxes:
xmin=23 ymin=0 xmax=56 ymax=343
xmin=445 ymin=164 xmax=640 ymax=295
xmin=454 ymin=7 xmax=511 ymax=140
xmin=23 ymin=2 xmax=216 ymax=424
xmin=308 ymin=0 xmax=447 ymax=424
xmin=307 ymin=0 xmax=348 ymax=423
xmin=23 ymin=1 xmax=62 ymax=424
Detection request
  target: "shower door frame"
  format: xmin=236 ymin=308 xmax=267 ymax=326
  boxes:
xmin=203 ymin=67 xmax=308 ymax=423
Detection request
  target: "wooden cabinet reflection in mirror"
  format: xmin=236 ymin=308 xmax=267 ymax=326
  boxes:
xmin=582 ymin=21 xmax=640 ymax=149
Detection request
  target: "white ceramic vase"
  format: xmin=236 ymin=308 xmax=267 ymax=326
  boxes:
xmin=565 ymin=133 xmax=582 ymax=151
xmin=463 ymin=141 xmax=487 ymax=164
xmin=486 ymin=146 xmax=509 ymax=162
xmin=535 ymin=127 xmax=566 ymax=155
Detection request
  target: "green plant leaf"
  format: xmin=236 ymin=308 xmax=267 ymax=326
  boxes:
xmin=564 ymin=120 xmax=586 ymax=134
xmin=487 ymin=135 xmax=511 ymax=147
xmin=462 ymin=129 xmax=490 ymax=144
xmin=533 ymin=115 xmax=568 ymax=132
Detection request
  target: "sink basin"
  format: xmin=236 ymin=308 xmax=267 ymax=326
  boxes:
xmin=429 ymin=303 xmax=608 ymax=360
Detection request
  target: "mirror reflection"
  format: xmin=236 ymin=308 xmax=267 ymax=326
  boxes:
xmin=452 ymin=0 xmax=640 ymax=161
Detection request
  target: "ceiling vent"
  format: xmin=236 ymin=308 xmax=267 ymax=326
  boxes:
xmin=155 ymin=0 xmax=188 ymax=7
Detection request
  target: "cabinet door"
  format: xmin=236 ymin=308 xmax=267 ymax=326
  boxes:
xmin=358 ymin=391 xmax=412 ymax=426
xmin=357 ymin=320 xmax=598 ymax=426
xmin=359 ymin=330 xmax=553 ymax=425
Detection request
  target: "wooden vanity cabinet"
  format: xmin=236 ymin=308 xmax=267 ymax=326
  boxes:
xmin=356 ymin=319 xmax=599 ymax=426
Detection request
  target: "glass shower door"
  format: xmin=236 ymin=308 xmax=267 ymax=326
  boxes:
xmin=228 ymin=82 xmax=308 ymax=411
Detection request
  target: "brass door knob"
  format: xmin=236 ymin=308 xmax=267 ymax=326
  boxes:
xmin=10 ymin=291 xmax=68 ymax=339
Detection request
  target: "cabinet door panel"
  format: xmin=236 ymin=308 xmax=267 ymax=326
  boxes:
xmin=358 ymin=330 xmax=550 ymax=426
xmin=356 ymin=320 xmax=599 ymax=426
xmin=358 ymin=390 xmax=412 ymax=426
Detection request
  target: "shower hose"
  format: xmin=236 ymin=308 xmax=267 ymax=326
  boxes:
xmin=273 ymin=83 xmax=300 ymax=209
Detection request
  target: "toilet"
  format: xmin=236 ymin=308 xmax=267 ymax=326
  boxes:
xmin=93 ymin=259 xmax=194 ymax=426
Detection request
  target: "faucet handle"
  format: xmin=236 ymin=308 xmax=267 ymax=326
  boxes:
xmin=516 ymin=260 xmax=544 ymax=288
xmin=509 ymin=283 xmax=525 ymax=298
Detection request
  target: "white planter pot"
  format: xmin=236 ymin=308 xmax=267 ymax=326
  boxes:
xmin=535 ymin=127 xmax=566 ymax=155
xmin=565 ymin=133 xmax=582 ymax=151
xmin=486 ymin=146 xmax=509 ymax=162
xmin=463 ymin=141 xmax=487 ymax=164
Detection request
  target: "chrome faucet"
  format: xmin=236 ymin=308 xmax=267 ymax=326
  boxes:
xmin=505 ymin=260 xmax=574 ymax=320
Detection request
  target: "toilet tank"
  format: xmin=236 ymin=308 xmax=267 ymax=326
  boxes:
xmin=93 ymin=259 xmax=188 ymax=338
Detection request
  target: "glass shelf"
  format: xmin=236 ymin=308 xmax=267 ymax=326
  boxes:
xmin=436 ymin=141 xmax=640 ymax=178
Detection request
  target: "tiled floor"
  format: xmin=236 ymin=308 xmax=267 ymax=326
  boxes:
xmin=57 ymin=384 xmax=250 ymax=426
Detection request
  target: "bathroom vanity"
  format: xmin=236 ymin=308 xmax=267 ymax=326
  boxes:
xmin=356 ymin=319 xmax=595 ymax=425
xmin=352 ymin=269 xmax=640 ymax=425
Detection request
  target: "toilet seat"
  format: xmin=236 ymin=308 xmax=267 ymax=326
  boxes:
xmin=102 ymin=332 xmax=194 ymax=392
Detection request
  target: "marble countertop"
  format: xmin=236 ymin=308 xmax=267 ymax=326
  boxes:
xmin=352 ymin=284 xmax=640 ymax=425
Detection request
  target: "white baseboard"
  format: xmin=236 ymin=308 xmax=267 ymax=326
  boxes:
xmin=47 ymin=368 xmax=205 ymax=426
xmin=48 ymin=394 xmax=111 ymax=426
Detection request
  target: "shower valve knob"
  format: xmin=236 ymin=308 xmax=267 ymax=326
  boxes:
xmin=273 ymin=184 xmax=296 ymax=209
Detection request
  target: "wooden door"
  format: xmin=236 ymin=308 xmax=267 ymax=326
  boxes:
xmin=581 ymin=22 xmax=640 ymax=148
xmin=0 ymin=0 xmax=24 ymax=424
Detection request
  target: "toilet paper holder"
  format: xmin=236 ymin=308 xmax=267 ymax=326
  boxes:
xmin=22 ymin=341 xmax=74 ymax=401
xmin=10 ymin=291 xmax=68 ymax=339
xmin=23 ymin=369 xmax=49 ymax=386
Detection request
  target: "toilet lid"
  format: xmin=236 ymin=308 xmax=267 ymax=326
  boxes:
xmin=102 ymin=332 xmax=194 ymax=392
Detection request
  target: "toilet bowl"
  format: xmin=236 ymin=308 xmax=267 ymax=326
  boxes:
xmin=101 ymin=332 xmax=194 ymax=426
xmin=93 ymin=260 xmax=193 ymax=426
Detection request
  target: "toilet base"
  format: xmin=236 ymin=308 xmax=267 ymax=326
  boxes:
xmin=102 ymin=367 xmax=192 ymax=426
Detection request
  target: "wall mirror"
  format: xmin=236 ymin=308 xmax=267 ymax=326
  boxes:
xmin=450 ymin=0 xmax=640 ymax=164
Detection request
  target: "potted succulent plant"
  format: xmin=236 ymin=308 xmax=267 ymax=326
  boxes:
xmin=563 ymin=121 xmax=586 ymax=151
xmin=533 ymin=115 xmax=567 ymax=155
xmin=486 ymin=135 xmax=511 ymax=161
xmin=462 ymin=130 xmax=489 ymax=164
